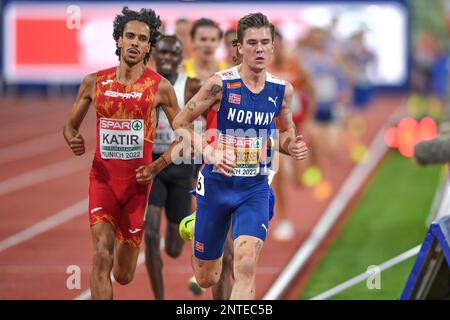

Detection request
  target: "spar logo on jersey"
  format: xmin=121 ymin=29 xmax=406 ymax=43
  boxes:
xmin=219 ymin=134 xmax=262 ymax=149
xmin=195 ymin=241 xmax=204 ymax=253
xmin=228 ymin=93 xmax=241 ymax=105
xmin=100 ymin=119 xmax=133 ymax=130
xmin=132 ymin=120 xmax=143 ymax=131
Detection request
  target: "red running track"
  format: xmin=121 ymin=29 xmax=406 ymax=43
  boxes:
xmin=0 ymin=94 xmax=402 ymax=299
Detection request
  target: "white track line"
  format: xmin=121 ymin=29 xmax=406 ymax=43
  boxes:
xmin=0 ymin=132 xmax=63 ymax=165
xmin=0 ymin=152 xmax=92 ymax=196
xmin=311 ymin=245 xmax=420 ymax=300
xmin=263 ymin=106 xmax=406 ymax=300
xmin=0 ymin=198 xmax=88 ymax=253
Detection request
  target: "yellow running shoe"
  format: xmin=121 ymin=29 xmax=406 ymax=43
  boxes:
xmin=188 ymin=275 xmax=204 ymax=296
xmin=179 ymin=212 xmax=195 ymax=241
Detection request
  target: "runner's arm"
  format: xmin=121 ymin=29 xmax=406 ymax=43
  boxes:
xmin=136 ymin=78 xmax=181 ymax=184
xmin=154 ymin=77 xmax=181 ymax=168
xmin=277 ymin=82 xmax=308 ymax=160
xmin=172 ymin=74 xmax=222 ymax=156
xmin=185 ymin=77 xmax=202 ymax=102
xmin=173 ymin=75 xmax=235 ymax=176
xmin=186 ymin=77 xmax=207 ymax=119
xmin=63 ymin=73 xmax=95 ymax=156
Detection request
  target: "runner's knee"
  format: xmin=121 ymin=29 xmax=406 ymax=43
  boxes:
xmin=234 ymin=256 xmax=256 ymax=279
xmin=92 ymin=249 xmax=113 ymax=275
xmin=193 ymin=261 xmax=221 ymax=288
xmin=195 ymin=272 xmax=220 ymax=288
xmin=165 ymin=227 xmax=184 ymax=258
xmin=113 ymin=269 xmax=134 ymax=285
xmin=165 ymin=242 xmax=183 ymax=258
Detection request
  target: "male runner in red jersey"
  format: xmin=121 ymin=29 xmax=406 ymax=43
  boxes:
xmin=63 ymin=7 xmax=180 ymax=299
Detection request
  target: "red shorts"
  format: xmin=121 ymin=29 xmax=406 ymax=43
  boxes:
xmin=292 ymin=91 xmax=309 ymax=128
xmin=88 ymin=169 xmax=151 ymax=248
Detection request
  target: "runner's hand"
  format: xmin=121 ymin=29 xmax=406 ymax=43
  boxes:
xmin=288 ymin=135 xmax=308 ymax=160
xmin=203 ymin=145 xmax=236 ymax=177
xmin=69 ymin=133 xmax=85 ymax=156
xmin=135 ymin=164 xmax=156 ymax=184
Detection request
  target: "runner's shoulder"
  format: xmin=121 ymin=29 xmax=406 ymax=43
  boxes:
xmin=208 ymin=73 xmax=224 ymax=86
xmin=78 ymin=73 xmax=97 ymax=98
xmin=186 ymin=76 xmax=202 ymax=90
xmin=186 ymin=77 xmax=202 ymax=101
xmin=204 ymin=75 xmax=223 ymax=102
xmin=156 ymin=76 xmax=178 ymax=100
xmin=284 ymin=80 xmax=294 ymax=92
xmin=82 ymin=73 xmax=97 ymax=87
xmin=215 ymin=67 xmax=239 ymax=81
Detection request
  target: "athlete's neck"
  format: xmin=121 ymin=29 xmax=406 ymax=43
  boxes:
xmin=193 ymin=57 xmax=219 ymax=81
xmin=116 ymin=62 xmax=145 ymax=85
xmin=194 ymin=57 xmax=218 ymax=71
xmin=239 ymin=63 xmax=266 ymax=94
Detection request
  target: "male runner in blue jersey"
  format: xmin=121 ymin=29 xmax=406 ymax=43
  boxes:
xmin=173 ymin=12 xmax=308 ymax=300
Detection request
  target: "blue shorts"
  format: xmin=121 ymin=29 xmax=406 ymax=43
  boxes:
xmin=190 ymin=185 xmax=274 ymax=221
xmin=314 ymin=103 xmax=337 ymax=123
xmin=352 ymin=83 xmax=373 ymax=109
xmin=194 ymin=165 xmax=270 ymax=260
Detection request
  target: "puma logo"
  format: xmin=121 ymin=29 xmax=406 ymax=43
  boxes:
xmin=268 ymin=96 xmax=278 ymax=108
xmin=102 ymin=79 xmax=114 ymax=85
xmin=262 ymin=223 xmax=268 ymax=233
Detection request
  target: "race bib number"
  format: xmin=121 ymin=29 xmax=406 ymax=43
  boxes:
xmin=196 ymin=171 xmax=205 ymax=196
xmin=217 ymin=133 xmax=261 ymax=177
xmin=99 ymin=118 xmax=144 ymax=160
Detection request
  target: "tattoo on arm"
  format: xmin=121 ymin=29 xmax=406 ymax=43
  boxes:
xmin=238 ymin=240 xmax=247 ymax=249
xmin=179 ymin=122 xmax=194 ymax=130
xmin=255 ymin=240 xmax=262 ymax=252
xmin=206 ymin=84 xmax=222 ymax=99
xmin=187 ymin=101 xmax=196 ymax=112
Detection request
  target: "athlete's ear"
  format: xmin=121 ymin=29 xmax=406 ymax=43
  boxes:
xmin=145 ymin=38 xmax=151 ymax=53
xmin=118 ymin=36 xmax=123 ymax=49
xmin=237 ymin=43 xmax=243 ymax=56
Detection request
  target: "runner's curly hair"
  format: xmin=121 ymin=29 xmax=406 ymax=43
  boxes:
xmin=113 ymin=6 xmax=162 ymax=64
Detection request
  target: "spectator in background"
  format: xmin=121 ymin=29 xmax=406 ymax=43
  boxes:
xmin=175 ymin=18 xmax=193 ymax=61
xmin=297 ymin=27 xmax=348 ymax=197
xmin=269 ymin=29 xmax=316 ymax=240
xmin=346 ymin=28 xmax=376 ymax=112
xmin=183 ymin=18 xmax=227 ymax=81
xmin=180 ymin=17 xmax=228 ymax=296
xmin=144 ymin=35 xmax=201 ymax=300
xmin=341 ymin=28 xmax=377 ymax=158
xmin=224 ymin=29 xmax=237 ymax=67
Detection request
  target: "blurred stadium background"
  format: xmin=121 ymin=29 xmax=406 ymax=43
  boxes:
xmin=0 ymin=0 xmax=449 ymax=300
